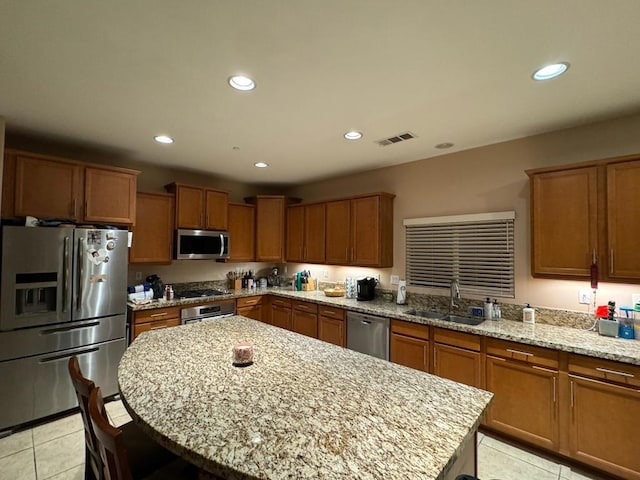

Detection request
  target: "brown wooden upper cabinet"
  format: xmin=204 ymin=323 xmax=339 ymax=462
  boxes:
xmin=130 ymin=192 xmax=174 ymax=264
xmin=164 ymin=183 xmax=228 ymax=230
xmin=286 ymin=203 xmax=326 ymax=263
xmin=3 ymin=149 xmax=138 ymax=225
xmin=228 ymin=202 xmax=255 ymax=262
xmin=245 ymin=195 xmax=300 ymax=263
xmin=527 ymin=155 xmax=640 ymax=282
xmin=326 ymin=193 xmax=395 ymax=267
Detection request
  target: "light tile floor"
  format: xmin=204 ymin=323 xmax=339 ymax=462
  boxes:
xmin=0 ymin=402 xmax=609 ymax=480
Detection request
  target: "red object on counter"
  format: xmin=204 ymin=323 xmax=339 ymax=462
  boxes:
xmin=595 ymin=305 xmax=609 ymax=318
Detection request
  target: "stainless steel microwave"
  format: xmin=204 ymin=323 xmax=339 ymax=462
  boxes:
xmin=175 ymin=229 xmax=229 ymax=260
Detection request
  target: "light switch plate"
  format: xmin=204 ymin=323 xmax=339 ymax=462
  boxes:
xmin=579 ymin=289 xmax=591 ymax=304
xmin=390 ymin=275 xmax=399 ymax=285
xmin=632 ymin=293 xmax=640 ymax=306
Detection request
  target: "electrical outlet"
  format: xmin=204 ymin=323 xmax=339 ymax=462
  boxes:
xmin=323 ymin=270 xmax=329 ymax=278
xmin=390 ymin=275 xmax=399 ymax=285
xmin=579 ymin=289 xmax=591 ymax=304
xmin=632 ymin=293 xmax=640 ymax=307
xmin=135 ymin=271 xmax=142 ymax=281
xmin=374 ymin=274 xmax=381 ymax=282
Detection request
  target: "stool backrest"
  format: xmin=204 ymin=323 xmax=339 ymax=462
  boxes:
xmin=88 ymin=386 xmax=134 ymax=480
xmin=68 ymin=356 xmax=102 ymax=480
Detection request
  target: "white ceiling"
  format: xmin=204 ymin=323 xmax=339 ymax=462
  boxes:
xmin=1 ymin=1 xmax=640 ymax=186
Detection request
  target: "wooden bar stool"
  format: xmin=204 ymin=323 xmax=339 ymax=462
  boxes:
xmin=68 ymin=356 xmax=194 ymax=480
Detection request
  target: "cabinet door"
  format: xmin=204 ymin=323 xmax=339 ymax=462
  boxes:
xmin=205 ymin=189 xmax=228 ymax=230
xmin=286 ymin=205 xmax=305 ymax=262
xmin=607 ymin=160 xmax=640 ymax=280
xmin=271 ymin=305 xmax=291 ymax=330
xmin=325 ymin=200 xmax=350 ymax=264
xmin=130 ymin=192 xmax=174 ymax=264
xmin=390 ymin=333 xmax=429 ymax=372
xmin=175 ymin=185 xmax=204 ymax=229
xmin=569 ymin=375 xmax=640 ymax=479
xmin=292 ymin=310 xmax=318 ymax=338
xmin=237 ymin=305 xmax=263 ymax=322
xmin=14 ymin=154 xmax=82 ymax=220
xmin=84 ymin=167 xmax=137 ymax=225
xmin=433 ymin=343 xmax=482 ymax=389
xmin=318 ymin=316 xmax=345 ymax=347
xmin=530 ymin=167 xmax=598 ymax=277
xmin=228 ymin=203 xmax=255 ymax=262
xmin=256 ymin=197 xmax=285 ymax=262
xmin=351 ymin=196 xmax=380 ymax=266
xmin=485 ymin=356 xmax=559 ymax=451
xmin=305 ymin=203 xmax=326 ymax=263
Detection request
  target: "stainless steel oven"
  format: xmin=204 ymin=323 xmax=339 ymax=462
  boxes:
xmin=181 ymin=299 xmax=235 ymax=324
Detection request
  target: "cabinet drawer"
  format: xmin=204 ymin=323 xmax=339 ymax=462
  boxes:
xmin=270 ymin=297 xmax=292 ymax=309
xmin=293 ymin=301 xmax=318 ymax=314
xmin=569 ymin=354 xmax=640 ymax=387
xmin=433 ymin=327 xmax=481 ymax=352
xmin=133 ymin=306 xmax=181 ymax=324
xmin=236 ymin=296 xmax=263 ymax=309
xmin=133 ymin=318 xmax=181 ymax=338
xmin=486 ymin=338 xmax=558 ymax=369
xmin=318 ymin=306 xmax=345 ymax=320
xmin=391 ymin=319 xmax=429 ymax=341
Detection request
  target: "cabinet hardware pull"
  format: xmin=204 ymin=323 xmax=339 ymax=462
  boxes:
xmin=506 ymin=348 xmax=533 ymax=357
xmin=150 ymin=312 xmax=168 ymax=317
xmin=592 ymin=249 xmax=597 ymax=264
xmin=322 ymin=310 xmax=335 ymax=315
xmin=596 ymin=367 xmax=634 ymax=378
xmin=552 ymin=377 xmax=556 ymax=403
xmin=610 ymin=249 xmax=614 ymax=274
xmin=433 ymin=350 xmax=437 ymax=369
xmin=570 ymin=380 xmax=574 ymax=408
xmin=150 ymin=324 xmax=168 ymax=330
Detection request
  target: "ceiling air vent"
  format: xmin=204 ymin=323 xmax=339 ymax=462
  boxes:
xmin=376 ymin=131 xmax=417 ymax=146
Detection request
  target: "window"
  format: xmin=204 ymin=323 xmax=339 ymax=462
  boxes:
xmin=404 ymin=211 xmax=515 ymax=298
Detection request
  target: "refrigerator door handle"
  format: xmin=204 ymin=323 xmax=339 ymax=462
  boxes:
xmin=42 ymin=321 xmax=100 ymax=335
xmin=77 ymin=237 xmax=84 ymax=311
xmin=62 ymin=236 xmax=70 ymax=313
xmin=38 ymin=346 xmax=99 ymax=364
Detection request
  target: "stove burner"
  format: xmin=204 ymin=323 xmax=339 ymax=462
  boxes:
xmin=176 ymin=288 xmax=229 ymax=299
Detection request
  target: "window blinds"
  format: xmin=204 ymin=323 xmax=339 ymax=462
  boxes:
xmin=404 ymin=211 xmax=515 ymax=298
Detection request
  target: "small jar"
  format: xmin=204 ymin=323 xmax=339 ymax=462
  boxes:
xmin=232 ymin=342 xmax=254 ymax=366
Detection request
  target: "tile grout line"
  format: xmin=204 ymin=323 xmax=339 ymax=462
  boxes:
xmin=32 ymin=427 xmax=38 ymax=480
xmin=480 ymin=441 xmax=562 ymax=477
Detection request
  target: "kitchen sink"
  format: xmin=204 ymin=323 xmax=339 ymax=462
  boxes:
xmin=405 ymin=309 xmax=485 ymax=326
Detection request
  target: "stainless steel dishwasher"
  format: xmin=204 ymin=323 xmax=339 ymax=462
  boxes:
xmin=346 ymin=311 xmax=390 ymax=360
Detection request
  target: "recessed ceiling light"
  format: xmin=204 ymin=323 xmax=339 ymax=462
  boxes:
xmin=254 ymin=162 xmax=268 ymax=168
xmin=344 ymin=131 xmax=363 ymax=140
xmin=435 ymin=142 xmax=454 ymax=149
xmin=532 ymin=62 xmax=569 ymax=81
xmin=228 ymin=75 xmax=256 ymax=91
xmin=154 ymin=135 xmax=174 ymax=144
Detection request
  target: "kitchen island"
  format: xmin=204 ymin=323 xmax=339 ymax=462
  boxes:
xmin=119 ymin=316 xmax=493 ymax=479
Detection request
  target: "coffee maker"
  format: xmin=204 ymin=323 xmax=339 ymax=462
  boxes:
xmin=357 ymin=277 xmax=377 ymax=301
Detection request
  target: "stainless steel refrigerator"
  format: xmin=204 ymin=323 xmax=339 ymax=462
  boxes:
xmin=0 ymin=226 xmax=128 ymax=432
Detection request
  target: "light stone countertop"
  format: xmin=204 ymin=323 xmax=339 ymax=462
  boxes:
xmin=129 ymin=288 xmax=640 ymax=366
xmin=119 ymin=316 xmax=493 ymax=479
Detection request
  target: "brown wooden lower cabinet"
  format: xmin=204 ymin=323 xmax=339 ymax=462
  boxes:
xmin=485 ymin=355 xmax=559 ymax=451
xmin=236 ymin=296 xmax=263 ymax=322
xmin=390 ymin=320 xmax=429 ymax=372
xmin=318 ymin=306 xmax=345 ymax=347
xmin=432 ymin=328 xmax=482 ymax=389
xmin=292 ymin=310 xmax=318 ymax=338
xmin=130 ymin=306 xmax=181 ymax=343
xmin=270 ymin=298 xmax=292 ymax=330
xmin=566 ymin=353 xmax=640 ymax=480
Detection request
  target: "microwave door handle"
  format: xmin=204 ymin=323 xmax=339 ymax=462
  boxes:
xmin=62 ymin=236 xmax=70 ymax=312
xmin=77 ymin=237 xmax=84 ymax=311
xmin=220 ymin=234 xmax=224 ymax=256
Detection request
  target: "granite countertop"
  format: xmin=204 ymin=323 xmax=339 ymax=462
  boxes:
xmin=119 ymin=316 xmax=492 ymax=479
xmin=129 ymin=288 xmax=640 ymax=366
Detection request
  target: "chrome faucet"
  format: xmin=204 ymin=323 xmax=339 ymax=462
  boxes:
xmin=449 ymin=278 xmax=460 ymax=312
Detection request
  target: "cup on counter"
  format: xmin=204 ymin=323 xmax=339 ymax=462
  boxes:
xmin=232 ymin=342 xmax=254 ymax=366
